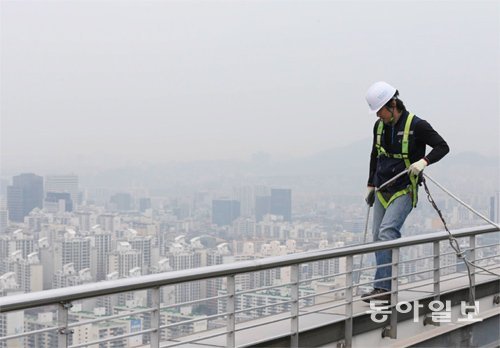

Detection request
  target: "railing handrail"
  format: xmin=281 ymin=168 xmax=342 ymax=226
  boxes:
xmin=0 ymin=224 xmax=498 ymax=313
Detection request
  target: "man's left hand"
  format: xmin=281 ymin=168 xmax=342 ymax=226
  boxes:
xmin=408 ymin=159 xmax=428 ymax=176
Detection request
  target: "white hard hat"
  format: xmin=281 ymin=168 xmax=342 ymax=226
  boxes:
xmin=365 ymin=81 xmax=397 ymax=114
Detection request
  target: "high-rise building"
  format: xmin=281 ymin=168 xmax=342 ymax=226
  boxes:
xmin=6 ymin=187 xmax=22 ymax=223
xmin=129 ymin=236 xmax=152 ymax=275
xmin=24 ymin=209 xmax=49 ymax=232
xmin=0 ymin=230 xmax=36 ymax=270
xmin=24 ymin=312 xmax=58 ymax=348
xmin=217 ymin=287 xmax=315 ymax=321
xmin=255 ymin=196 xmax=271 ymax=222
xmin=0 ymin=197 xmax=7 ymax=234
xmin=270 ymin=188 xmax=292 ymax=222
xmin=13 ymin=230 xmax=35 ymax=260
xmin=0 ymin=210 xmax=7 ymax=234
xmin=490 ymin=191 xmax=500 ymax=223
xmin=97 ymin=213 xmax=120 ymax=233
xmin=497 ymin=191 xmax=500 ymax=223
xmin=139 ymin=198 xmax=151 ymax=212
xmin=53 ymin=263 xmax=92 ymax=289
xmin=93 ymin=231 xmax=112 ymax=281
xmin=59 ymin=236 xmax=92 ymax=273
xmin=44 ymin=174 xmax=79 ymax=207
xmin=110 ymin=193 xmax=133 ymax=212
xmin=38 ymin=239 xmax=55 ymax=290
xmin=108 ymin=242 xmax=142 ymax=278
xmin=44 ymin=192 xmax=73 ymax=212
xmin=205 ymin=250 xmax=224 ymax=311
xmin=0 ymin=179 xmax=9 ymax=196
xmin=7 ymin=173 xmax=44 ymax=222
xmin=490 ymin=196 xmax=495 ymax=222
xmin=232 ymin=217 xmax=256 ymax=238
xmin=233 ymin=186 xmax=254 ymax=217
xmin=16 ymin=252 xmax=43 ymax=293
xmin=167 ymin=248 xmax=203 ymax=303
xmin=0 ymin=273 xmax=24 ymax=348
xmin=74 ymin=211 xmax=94 ymax=232
xmin=212 ymin=199 xmax=240 ymax=226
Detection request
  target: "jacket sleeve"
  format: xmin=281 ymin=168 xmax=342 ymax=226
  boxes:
xmin=414 ymin=120 xmax=450 ymax=164
xmin=367 ymin=122 xmax=378 ymax=186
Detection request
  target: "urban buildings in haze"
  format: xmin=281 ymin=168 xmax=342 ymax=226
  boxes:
xmin=1 ymin=169 xmax=497 ymax=346
xmin=255 ymin=188 xmax=292 ymax=222
xmin=44 ymin=174 xmax=79 ymax=208
xmin=7 ymin=173 xmax=44 ymax=222
xmin=270 ymin=188 xmax=292 ymax=222
xmin=212 ymin=199 xmax=241 ymax=226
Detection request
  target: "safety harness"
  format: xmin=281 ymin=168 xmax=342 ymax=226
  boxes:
xmin=375 ymin=113 xmax=419 ymax=208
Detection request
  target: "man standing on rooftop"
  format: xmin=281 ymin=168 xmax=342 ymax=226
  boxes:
xmin=362 ymin=81 xmax=450 ymax=302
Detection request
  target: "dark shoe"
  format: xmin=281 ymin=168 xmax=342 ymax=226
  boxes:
xmin=361 ymin=288 xmax=391 ymax=303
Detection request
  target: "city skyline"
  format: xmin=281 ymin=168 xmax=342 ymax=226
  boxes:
xmin=1 ymin=164 xmax=498 ymax=346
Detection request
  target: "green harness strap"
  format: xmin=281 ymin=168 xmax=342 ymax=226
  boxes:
xmin=375 ymin=113 xmax=419 ymax=208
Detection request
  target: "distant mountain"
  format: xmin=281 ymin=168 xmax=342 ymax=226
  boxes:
xmin=81 ymin=139 xmax=498 ymax=194
xmin=444 ymin=151 xmax=499 ymax=167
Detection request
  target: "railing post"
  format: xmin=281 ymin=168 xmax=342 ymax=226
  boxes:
xmin=58 ymin=301 xmax=72 ymax=348
xmin=469 ymin=235 xmax=476 ymax=304
xmin=386 ymin=247 xmax=399 ymax=339
xmin=290 ymin=264 xmax=299 ymax=348
xmin=424 ymin=242 xmax=442 ymax=326
xmin=226 ymin=275 xmax=236 ymax=348
xmin=345 ymin=255 xmax=353 ymax=348
xmin=150 ymin=287 xmax=161 ymax=348
xmin=433 ymin=241 xmax=440 ymax=300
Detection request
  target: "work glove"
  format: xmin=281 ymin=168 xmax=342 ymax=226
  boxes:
xmin=408 ymin=158 xmax=428 ymax=176
xmin=365 ymin=186 xmax=375 ymax=206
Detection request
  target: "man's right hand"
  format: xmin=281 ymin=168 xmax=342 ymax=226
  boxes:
xmin=365 ymin=186 xmax=375 ymax=206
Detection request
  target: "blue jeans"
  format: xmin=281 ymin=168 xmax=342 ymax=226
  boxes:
xmin=372 ymin=193 xmax=413 ymax=290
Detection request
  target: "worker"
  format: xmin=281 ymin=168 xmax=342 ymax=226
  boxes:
xmin=362 ymin=81 xmax=449 ymax=303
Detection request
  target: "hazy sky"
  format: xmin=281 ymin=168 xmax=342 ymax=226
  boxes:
xmin=1 ymin=0 xmax=499 ymax=173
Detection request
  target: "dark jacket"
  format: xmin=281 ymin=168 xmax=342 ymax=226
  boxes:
xmin=368 ymin=110 xmax=449 ymax=193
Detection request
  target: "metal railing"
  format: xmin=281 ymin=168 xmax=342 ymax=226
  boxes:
xmin=0 ymin=224 xmax=499 ymax=348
